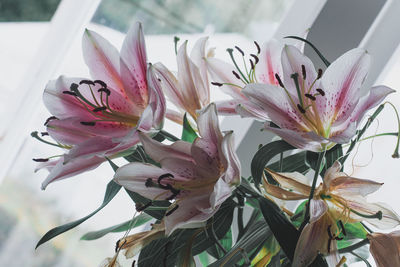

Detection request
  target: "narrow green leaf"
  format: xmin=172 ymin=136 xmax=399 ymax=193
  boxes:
xmin=284 ymin=36 xmax=331 ymax=67
xmin=341 ymin=222 xmax=368 ymax=240
xmin=80 ymin=213 xmax=152 ymax=240
xmin=251 ymin=140 xmax=295 ymax=188
xmin=36 ymin=180 xmax=121 ymax=248
xmin=218 ymin=229 xmax=232 ymax=254
xmin=267 ymin=151 xmax=309 ymax=174
xmin=181 ymin=113 xmax=198 ymax=143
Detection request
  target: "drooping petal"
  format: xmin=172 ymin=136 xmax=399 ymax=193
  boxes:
xmin=264 ymin=122 xmax=329 ymax=152
xmin=82 ymin=29 xmax=125 ymax=96
xmin=368 ymin=231 xmax=400 ymax=267
xmin=256 ymin=39 xmax=282 ymax=85
xmin=120 ymin=22 xmax=148 ymax=107
xmin=41 ymin=156 xmax=104 ymax=190
xmin=47 ymin=118 xmax=95 ymax=145
xmin=242 ymin=83 xmax=307 ymax=131
xmin=264 ymin=169 xmax=311 ymax=196
xmin=319 ymin=48 xmax=370 ymax=128
xmin=114 ymin=162 xmax=174 ymax=200
xmin=323 ymin=160 xmax=343 ymax=189
xmin=263 ymin=182 xmax=308 ymax=200
xmin=293 ymin=199 xmax=332 ymax=267
xmin=210 ymin=178 xmax=232 ymax=209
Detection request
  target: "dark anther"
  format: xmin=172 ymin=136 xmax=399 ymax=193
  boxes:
xmin=301 ymin=65 xmax=307 ymax=80
xmin=145 ymin=178 xmax=154 ymax=188
xmin=327 ymin=239 xmax=332 ymax=253
xmin=305 ymin=93 xmax=316 ymax=101
xmin=235 ymin=46 xmax=245 ymax=56
xmin=338 ymin=220 xmax=346 ymax=236
xmin=132 ymin=260 xmax=136 ymax=267
xmin=157 ymin=78 xmax=162 ymax=82
xmin=93 ymin=80 xmax=107 ymax=88
xmin=62 ymin=91 xmax=78 ymax=96
xmin=317 ymin=69 xmax=323 ymax=79
xmin=158 ymin=173 xmax=174 ymax=189
xmin=79 ymin=80 xmax=95 ymax=85
xmin=32 ymin=158 xmax=49 ymax=162
xmin=232 ymin=71 xmax=241 ymax=80
xmin=254 ymin=41 xmax=261 ymax=54
xmin=80 ymin=121 xmax=96 ymax=126
xmin=335 ymin=236 xmax=344 ymax=241
xmin=44 ymin=116 xmax=58 ymax=126
xmin=297 ymin=104 xmax=306 ymax=114
xmin=70 ymin=83 xmax=79 ymax=91
xmin=211 ymin=82 xmax=223 ymax=87
xmin=98 ymin=87 xmax=111 ymax=96
xmin=165 ymin=205 xmax=179 ymax=216
xmin=316 ymin=88 xmax=325 ymax=96
xmin=41 ymin=132 xmax=49 ymax=136
xmin=136 ymin=201 xmax=152 ymax=212
xmin=275 ymin=73 xmax=285 ymax=88
xmin=115 ymin=240 xmax=120 ymax=253
xmin=327 ymin=225 xmax=333 ymax=239
xmin=92 ymin=106 xmax=107 ymax=112
xmin=249 ymin=59 xmax=255 ymax=70
xmin=250 ymin=54 xmax=259 ymax=64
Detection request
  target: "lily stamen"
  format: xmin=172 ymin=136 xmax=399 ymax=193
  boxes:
xmin=254 ymin=41 xmax=261 ymax=54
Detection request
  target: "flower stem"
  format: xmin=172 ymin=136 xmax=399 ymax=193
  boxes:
xmin=236 ymin=195 xmax=245 ymax=240
xmin=338 ymin=238 xmax=369 ymax=253
xmin=299 ymin=150 xmax=326 ymax=231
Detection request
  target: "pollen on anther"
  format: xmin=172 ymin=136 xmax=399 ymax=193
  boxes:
xmin=317 ymin=69 xmax=323 ymax=79
xmin=98 ymin=87 xmax=111 ymax=96
xmin=275 ymin=73 xmax=285 ymax=88
xmin=211 ymin=82 xmax=223 ymax=87
xmin=254 ymin=41 xmax=261 ymax=54
xmin=93 ymin=80 xmax=107 ymax=88
xmin=301 ymin=65 xmax=306 ymax=80
xmin=79 ymin=80 xmax=95 ymax=85
xmin=305 ymin=93 xmax=316 ymax=101
xmin=316 ymin=88 xmax=326 ymax=96
xmin=250 ymin=54 xmax=259 ymax=64
xmin=297 ymin=104 xmax=306 ymax=113
xmin=232 ymin=71 xmax=241 ymax=80
xmin=235 ymin=46 xmax=245 ymax=56
xmin=33 ymin=158 xmax=49 ymax=162
xmin=145 ymin=178 xmax=154 ymax=187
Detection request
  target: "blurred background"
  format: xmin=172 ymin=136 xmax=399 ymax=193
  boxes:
xmin=0 ymin=0 xmax=399 ymax=266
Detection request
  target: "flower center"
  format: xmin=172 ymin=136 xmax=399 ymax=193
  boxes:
xmin=63 ymin=80 xmax=140 ymax=127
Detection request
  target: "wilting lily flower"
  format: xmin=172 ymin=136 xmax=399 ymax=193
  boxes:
xmin=368 ymin=230 xmax=400 ymax=267
xmin=114 ymin=103 xmax=241 ymax=234
xmin=263 ymin=161 xmax=400 ymax=266
xmin=152 ymin=37 xmax=210 ymax=123
xmin=206 ymin=40 xmax=283 ymax=119
xmin=36 ymin=22 xmax=166 ymax=189
xmin=243 ymin=46 xmax=395 ymax=151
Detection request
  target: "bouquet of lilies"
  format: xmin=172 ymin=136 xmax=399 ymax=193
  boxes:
xmin=32 ymin=22 xmax=400 ymax=267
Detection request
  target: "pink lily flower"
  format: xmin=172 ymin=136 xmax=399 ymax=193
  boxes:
xmin=367 ymin=230 xmax=400 ymax=267
xmin=114 ymin=103 xmax=241 ymax=234
xmin=37 ymin=22 xmax=166 ymax=189
xmin=242 ymin=45 xmax=395 ymax=151
xmin=263 ymin=161 xmax=400 ymax=266
xmin=152 ymin=37 xmax=210 ymax=123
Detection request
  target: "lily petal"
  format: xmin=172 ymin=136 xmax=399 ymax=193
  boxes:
xmin=114 ymin=162 xmax=171 ymax=200
xmin=256 ymin=39 xmax=282 ymax=85
xmin=196 ymin=103 xmax=223 ymax=152
xmin=63 ymin=136 xmax=117 ymax=163
xmin=82 ymin=29 xmax=124 ymax=96
xmin=264 ymin=169 xmax=311 ymax=196
xmin=120 ymin=22 xmax=148 ymax=107
xmin=41 ymin=156 xmax=104 ymax=189
xmin=220 ymin=131 xmax=241 ymax=185
xmin=329 ymin=176 xmax=383 ymax=197
xmin=293 ymin=199 xmax=331 ymax=267
xmin=368 ymin=231 xmax=400 ymax=267
xmin=147 ymin=64 xmax=166 ymax=130
xmin=190 ymin=37 xmax=210 ymax=106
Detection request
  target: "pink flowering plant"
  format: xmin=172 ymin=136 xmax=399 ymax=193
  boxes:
xmin=33 ymin=22 xmax=400 ymax=267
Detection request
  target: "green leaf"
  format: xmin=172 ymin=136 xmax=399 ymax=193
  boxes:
xmin=251 ymin=140 xmax=295 ymax=188
xmin=340 ymin=222 xmax=368 ymax=240
xmin=284 ymin=36 xmax=331 ymax=67
xmin=267 ymin=151 xmax=309 ymax=174
xmin=181 ymin=113 xmax=198 ymax=143
xmin=217 ymin=229 xmax=232 ymax=255
xmin=137 ymin=198 xmax=235 ymax=266
xmin=36 ymin=180 xmax=121 ymax=248
xmin=80 ymin=213 xmax=152 ymax=240
xmin=290 ymin=201 xmax=307 ymax=228
xmin=209 ymin=220 xmax=271 ymax=267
